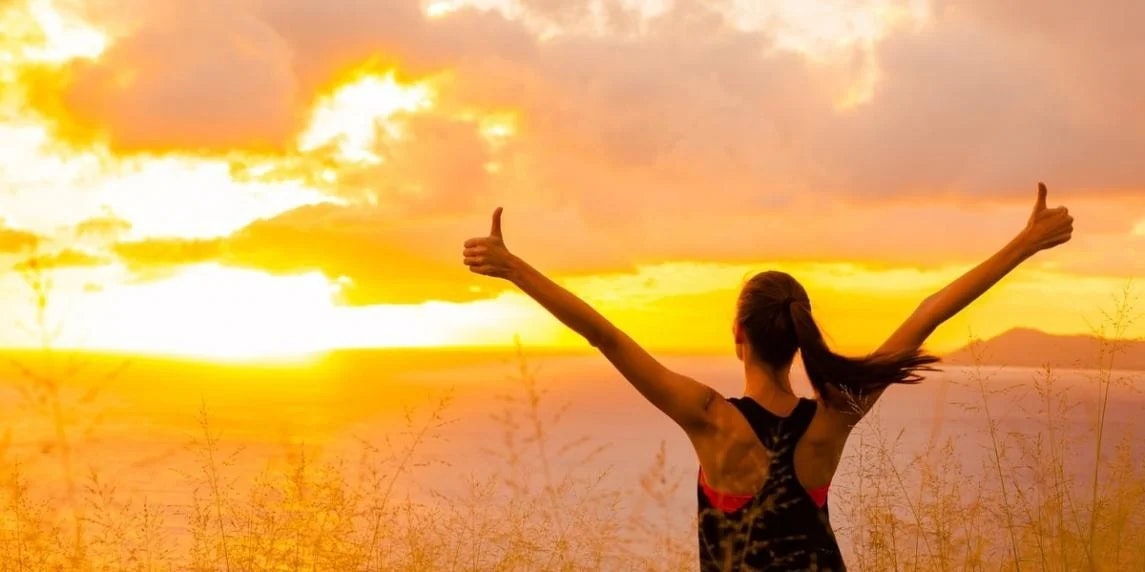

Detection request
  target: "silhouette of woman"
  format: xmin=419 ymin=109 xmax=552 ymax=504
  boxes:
xmin=462 ymin=183 xmax=1073 ymax=571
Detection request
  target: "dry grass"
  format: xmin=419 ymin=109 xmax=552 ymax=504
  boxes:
xmin=838 ymin=283 xmax=1145 ymax=572
xmin=0 ymin=264 xmax=1142 ymax=571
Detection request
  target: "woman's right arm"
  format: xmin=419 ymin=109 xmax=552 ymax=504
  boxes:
xmin=826 ymin=183 xmax=1074 ymax=421
xmin=871 ymin=236 xmax=1029 ymax=359
xmin=874 ymin=183 xmax=1073 ymax=358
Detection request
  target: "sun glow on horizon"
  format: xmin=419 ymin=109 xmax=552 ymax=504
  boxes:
xmin=0 ymin=257 xmax=1137 ymax=362
xmin=5 ymin=264 xmax=562 ymax=362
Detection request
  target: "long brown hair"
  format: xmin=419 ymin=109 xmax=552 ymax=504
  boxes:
xmin=735 ymin=271 xmax=940 ymax=410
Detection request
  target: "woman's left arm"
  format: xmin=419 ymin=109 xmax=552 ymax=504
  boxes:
xmin=464 ymin=208 xmax=721 ymax=435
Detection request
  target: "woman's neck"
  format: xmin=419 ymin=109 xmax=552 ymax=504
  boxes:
xmin=742 ymin=360 xmax=798 ymax=412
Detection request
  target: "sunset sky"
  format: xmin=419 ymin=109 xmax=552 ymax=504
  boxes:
xmin=0 ymin=0 xmax=1142 ymax=360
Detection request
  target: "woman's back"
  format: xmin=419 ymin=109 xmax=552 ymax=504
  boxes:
xmin=698 ymin=397 xmax=845 ymax=572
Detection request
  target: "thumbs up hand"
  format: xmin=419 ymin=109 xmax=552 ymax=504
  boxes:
xmin=463 ymin=207 xmax=519 ymax=279
xmin=1019 ymin=183 xmax=1074 ymax=255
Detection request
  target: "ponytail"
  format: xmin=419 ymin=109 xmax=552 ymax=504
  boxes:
xmin=788 ymin=299 xmax=940 ymax=411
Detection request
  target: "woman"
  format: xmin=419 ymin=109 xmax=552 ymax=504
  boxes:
xmin=462 ymin=184 xmax=1073 ymax=571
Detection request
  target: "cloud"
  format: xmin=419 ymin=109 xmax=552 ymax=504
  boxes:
xmin=74 ymin=211 xmax=132 ymax=241
xmin=0 ymin=225 xmax=40 ymax=253
xmin=224 ymin=203 xmax=482 ymax=304
xmin=108 ymin=182 xmax=1145 ymax=306
xmin=39 ymin=0 xmax=1138 ymax=206
xmin=109 ymin=199 xmax=652 ymax=305
xmin=15 ymin=0 xmax=1142 ymax=279
xmin=329 ymin=113 xmax=495 ymax=214
xmin=37 ymin=0 xmax=299 ymax=151
xmin=112 ymin=204 xmax=487 ymax=304
xmin=15 ymin=248 xmax=108 ymax=271
xmin=114 ymin=237 xmax=224 ymax=268
xmin=808 ymin=3 xmax=1145 ymax=196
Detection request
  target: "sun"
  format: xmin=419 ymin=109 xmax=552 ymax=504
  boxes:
xmin=65 ymin=265 xmax=341 ymax=362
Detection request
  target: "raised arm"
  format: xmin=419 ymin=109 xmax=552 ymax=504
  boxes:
xmin=463 ymin=208 xmax=719 ymax=435
xmin=833 ymin=183 xmax=1074 ymax=419
xmin=877 ymin=183 xmax=1073 ymax=355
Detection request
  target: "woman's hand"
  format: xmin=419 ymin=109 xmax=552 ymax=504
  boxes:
xmin=463 ymin=207 xmax=518 ymax=280
xmin=1019 ymin=182 xmax=1075 ymax=256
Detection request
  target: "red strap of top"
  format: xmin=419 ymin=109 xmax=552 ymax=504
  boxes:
xmin=699 ymin=467 xmax=829 ymax=512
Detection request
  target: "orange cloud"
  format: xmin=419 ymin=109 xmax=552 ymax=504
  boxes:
xmin=8 ymin=0 xmax=1141 ymax=286
xmin=23 ymin=0 xmax=1144 ymax=204
xmin=108 ymin=186 xmax=1145 ymax=310
xmin=321 ymin=113 xmax=495 ymax=211
xmin=108 ymin=197 xmax=651 ymax=306
xmin=28 ymin=0 xmax=300 ymax=152
xmin=112 ymin=205 xmax=484 ymax=304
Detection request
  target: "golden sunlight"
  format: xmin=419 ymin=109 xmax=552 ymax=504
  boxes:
xmin=17 ymin=255 xmax=1128 ymax=360
xmin=97 ymin=157 xmax=332 ymax=239
xmin=298 ymin=69 xmax=436 ymax=164
xmin=0 ymin=123 xmax=330 ymax=238
xmin=550 ymin=261 xmax=1142 ymax=355
xmin=8 ymin=0 xmax=107 ymax=64
xmin=477 ymin=112 xmax=518 ymax=147
xmin=425 ymin=0 xmax=464 ymax=19
xmin=69 ymin=265 xmax=342 ymax=361
xmin=40 ymin=265 xmax=558 ymax=360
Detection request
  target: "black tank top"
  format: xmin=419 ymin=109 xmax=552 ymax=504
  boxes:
xmin=697 ymin=397 xmax=846 ymax=571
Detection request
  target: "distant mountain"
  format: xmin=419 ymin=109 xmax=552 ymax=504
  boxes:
xmin=942 ymin=328 xmax=1145 ymax=371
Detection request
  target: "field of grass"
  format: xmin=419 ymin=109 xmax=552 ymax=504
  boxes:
xmin=0 ymin=274 xmax=1142 ymax=571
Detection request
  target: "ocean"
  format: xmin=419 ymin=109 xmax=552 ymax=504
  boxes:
xmin=1 ymin=349 xmax=1142 ymax=566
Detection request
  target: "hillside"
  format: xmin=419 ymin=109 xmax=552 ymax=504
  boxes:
xmin=942 ymin=328 xmax=1145 ymax=371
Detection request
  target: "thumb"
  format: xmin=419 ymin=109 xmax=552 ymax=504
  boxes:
xmin=1034 ymin=182 xmax=1048 ymax=213
xmin=490 ymin=207 xmax=504 ymax=238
